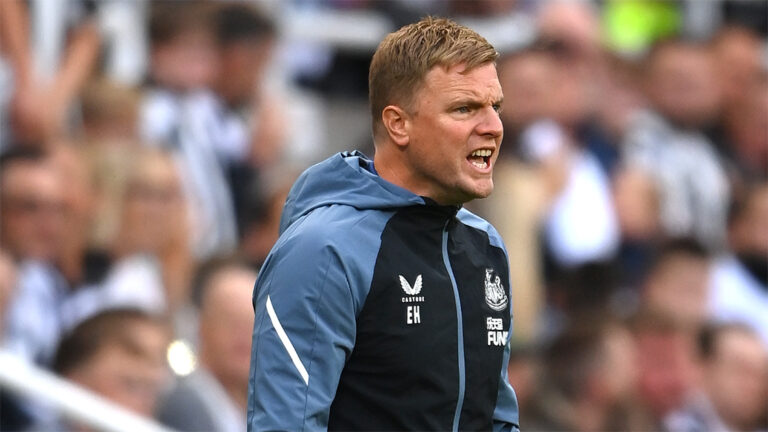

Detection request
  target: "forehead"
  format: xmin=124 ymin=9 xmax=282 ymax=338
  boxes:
xmin=1 ymin=161 xmax=60 ymax=192
xmin=421 ymin=63 xmax=502 ymax=99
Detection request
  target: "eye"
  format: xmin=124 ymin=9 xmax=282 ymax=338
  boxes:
xmin=492 ymin=103 xmax=502 ymax=113
xmin=456 ymin=106 xmax=470 ymax=114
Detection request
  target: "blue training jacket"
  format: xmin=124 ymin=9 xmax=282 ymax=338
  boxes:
xmin=247 ymin=151 xmax=520 ymax=431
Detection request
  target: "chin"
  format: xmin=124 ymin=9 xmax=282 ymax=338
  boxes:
xmin=470 ymin=181 xmax=495 ymax=200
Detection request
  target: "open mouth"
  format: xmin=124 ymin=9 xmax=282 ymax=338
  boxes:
xmin=467 ymin=149 xmax=493 ymax=170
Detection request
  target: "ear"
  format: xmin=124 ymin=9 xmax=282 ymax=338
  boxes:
xmin=381 ymin=105 xmax=410 ymax=147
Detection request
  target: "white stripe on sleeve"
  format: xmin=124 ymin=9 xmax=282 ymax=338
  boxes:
xmin=265 ymin=295 xmax=310 ymax=385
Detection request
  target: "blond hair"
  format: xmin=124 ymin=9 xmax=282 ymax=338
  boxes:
xmin=368 ymin=17 xmax=498 ymax=138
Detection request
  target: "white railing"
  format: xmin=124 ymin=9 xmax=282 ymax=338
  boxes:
xmin=0 ymin=350 xmax=174 ymax=432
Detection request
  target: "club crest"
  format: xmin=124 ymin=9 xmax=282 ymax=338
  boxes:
xmin=484 ymin=268 xmax=507 ymax=311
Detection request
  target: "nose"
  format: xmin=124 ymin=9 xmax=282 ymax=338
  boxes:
xmin=476 ymin=106 xmax=503 ymax=139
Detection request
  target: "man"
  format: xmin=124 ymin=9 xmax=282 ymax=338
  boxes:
xmin=617 ymin=39 xmax=728 ymax=250
xmin=45 ymin=308 xmax=169 ymax=430
xmin=0 ymin=147 xmax=69 ymax=366
xmin=709 ymin=182 xmax=768 ymax=347
xmin=526 ymin=319 xmax=639 ymax=431
xmin=666 ymin=323 xmax=768 ymax=432
xmin=247 ymin=17 xmax=519 ymax=431
xmin=631 ymin=310 xmax=698 ymax=430
xmin=641 ymin=238 xmax=711 ymax=328
xmin=157 ymin=258 xmax=257 ymax=432
xmin=0 ymin=147 xmax=65 ymax=263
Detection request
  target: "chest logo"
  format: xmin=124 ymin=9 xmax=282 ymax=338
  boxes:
xmin=484 ymin=269 xmax=508 ymax=311
xmin=399 ymin=275 xmax=424 ymax=325
xmin=399 ymin=274 xmax=422 ymax=296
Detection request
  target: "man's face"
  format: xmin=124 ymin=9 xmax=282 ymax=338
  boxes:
xmin=68 ymin=322 xmax=169 ymax=417
xmin=644 ymin=255 xmax=710 ymax=326
xmin=0 ymin=162 xmax=65 ymax=261
xmin=404 ymin=63 xmax=503 ymax=205
xmin=647 ymin=46 xmax=720 ymax=128
xmin=498 ymin=53 xmax=556 ymax=129
xmin=636 ymin=332 xmax=697 ymax=418
xmin=705 ymin=330 xmax=768 ymax=429
xmin=199 ymin=267 xmax=258 ymax=385
xmin=217 ymin=39 xmax=273 ymax=107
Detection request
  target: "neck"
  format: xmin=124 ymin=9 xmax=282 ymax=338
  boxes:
xmin=58 ymin=230 xmax=87 ymax=284
xmin=373 ymin=145 xmax=409 ymax=191
xmin=373 ymin=142 xmax=448 ymax=204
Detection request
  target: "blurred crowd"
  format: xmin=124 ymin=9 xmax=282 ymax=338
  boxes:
xmin=0 ymin=0 xmax=766 ymax=431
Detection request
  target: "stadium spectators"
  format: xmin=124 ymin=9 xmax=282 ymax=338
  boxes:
xmin=666 ymin=323 xmax=768 ymax=432
xmin=0 ymin=148 xmax=65 ymax=263
xmin=631 ymin=311 xmax=699 ymax=430
xmin=157 ymin=258 xmax=257 ymax=432
xmin=640 ymin=238 xmax=711 ymax=328
xmin=709 ymin=182 xmax=768 ymax=346
xmin=0 ymin=0 xmax=100 ymax=145
xmin=80 ymin=148 xmax=190 ymax=316
xmin=48 ymin=309 xmax=170 ymax=429
xmin=526 ymin=318 xmax=640 ymax=431
xmin=0 ymin=1 xmax=765 ymax=429
xmin=618 ymin=39 xmax=730 ymax=250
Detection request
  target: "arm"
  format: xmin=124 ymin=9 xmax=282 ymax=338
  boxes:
xmin=47 ymin=19 xmax=101 ymax=137
xmin=492 ymin=236 xmax=521 ymax=432
xmin=492 ymin=337 xmax=521 ymax=432
xmin=248 ymin=227 xmax=357 ymax=431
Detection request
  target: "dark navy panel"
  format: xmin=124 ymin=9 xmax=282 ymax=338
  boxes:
xmin=329 ymin=206 xmax=459 ymax=431
xmin=447 ymin=219 xmax=511 ymax=431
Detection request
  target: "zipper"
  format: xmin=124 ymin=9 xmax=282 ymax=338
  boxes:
xmin=442 ymin=219 xmax=465 ymax=432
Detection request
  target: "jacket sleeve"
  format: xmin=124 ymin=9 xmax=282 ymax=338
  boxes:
xmin=247 ymin=226 xmax=357 ymax=432
xmin=493 ymin=237 xmax=521 ymax=432
xmin=492 ymin=336 xmax=521 ymax=432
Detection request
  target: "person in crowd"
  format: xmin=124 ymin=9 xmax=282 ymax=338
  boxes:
xmin=157 ymin=258 xmax=258 ymax=432
xmin=200 ymin=1 xmax=282 ymax=231
xmin=92 ymin=148 xmax=190 ymax=316
xmin=631 ymin=310 xmax=699 ymax=430
xmin=48 ymin=145 xmax=110 ymax=293
xmin=710 ymin=26 xmax=764 ymax=121
xmin=248 ymin=17 xmax=518 ymax=430
xmin=0 ymin=147 xmax=65 ymax=263
xmin=666 ymin=323 xmax=768 ymax=432
xmin=46 ymin=309 xmax=170 ymax=429
xmin=515 ymin=1 xmax=620 ymax=274
xmin=708 ymin=26 xmax=767 ymax=185
xmin=59 ymin=147 xmax=190 ymax=327
xmin=526 ymin=318 xmax=640 ymax=431
xmin=80 ymin=78 xmax=143 ymax=147
xmin=617 ymin=38 xmax=729 ymax=250
xmin=0 ymin=147 xmax=69 ymax=365
xmin=0 ymin=0 xmax=100 ymax=145
xmin=640 ymin=238 xmax=711 ymax=328
xmin=140 ymin=0 xmax=218 ymax=144
xmin=239 ymin=170 xmax=298 ymax=268
xmin=141 ymin=2 xmax=277 ymax=259
xmin=709 ymin=182 xmax=768 ymax=347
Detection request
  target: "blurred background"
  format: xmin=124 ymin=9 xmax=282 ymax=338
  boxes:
xmin=0 ymin=0 xmax=766 ymax=431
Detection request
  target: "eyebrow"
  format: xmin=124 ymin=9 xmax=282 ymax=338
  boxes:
xmin=450 ymin=96 xmax=504 ymax=107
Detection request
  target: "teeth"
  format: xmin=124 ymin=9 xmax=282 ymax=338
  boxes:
xmin=471 ymin=160 xmax=488 ymax=169
xmin=470 ymin=149 xmax=492 ymax=157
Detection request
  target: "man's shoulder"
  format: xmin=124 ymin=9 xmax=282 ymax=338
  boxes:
xmin=456 ymin=208 xmax=506 ymax=251
xmin=276 ymin=204 xmax=395 ymax=256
